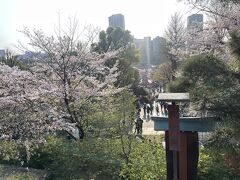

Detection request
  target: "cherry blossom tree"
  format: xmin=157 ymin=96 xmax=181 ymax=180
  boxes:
xmin=184 ymin=0 xmax=240 ymax=57
xmin=0 ymin=63 xmax=64 ymax=142
xmin=0 ymin=19 xmax=121 ymax=143
xmin=20 ymin=19 xmax=121 ymax=139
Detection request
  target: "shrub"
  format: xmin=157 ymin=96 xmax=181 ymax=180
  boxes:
xmin=120 ymin=141 xmax=166 ymax=180
xmin=42 ymin=137 xmax=123 ymax=179
xmin=198 ymin=148 xmax=239 ymax=180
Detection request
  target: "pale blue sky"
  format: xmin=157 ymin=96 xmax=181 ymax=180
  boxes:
xmin=0 ymin=0 xmax=191 ymax=51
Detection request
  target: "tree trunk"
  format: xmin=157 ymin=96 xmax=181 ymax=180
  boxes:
xmin=170 ymin=54 xmax=177 ymax=81
xmin=76 ymin=125 xmax=84 ymax=139
xmin=63 ymin=130 xmax=77 ymax=140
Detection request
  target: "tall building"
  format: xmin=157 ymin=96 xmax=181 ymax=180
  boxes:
xmin=187 ymin=14 xmax=203 ymax=31
xmin=152 ymin=36 xmax=169 ymax=66
xmin=187 ymin=14 xmax=204 ymax=51
xmin=152 ymin=37 xmax=161 ymax=65
xmin=135 ymin=36 xmax=168 ymax=68
xmin=135 ymin=37 xmax=151 ymax=68
xmin=108 ymin=14 xmax=125 ymax=29
xmin=0 ymin=49 xmax=5 ymax=59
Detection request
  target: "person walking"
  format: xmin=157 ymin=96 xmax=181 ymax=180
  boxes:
xmin=147 ymin=104 xmax=150 ymax=116
xmin=136 ymin=117 xmax=143 ymax=134
xmin=143 ymin=104 xmax=147 ymax=116
xmin=136 ymin=99 xmax=141 ymax=110
xmin=160 ymin=101 xmax=164 ymax=112
xmin=150 ymin=103 xmax=153 ymax=115
xmin=163 ymin=102 xmax=168 ymax=116
xmin=137 ymin=108 xmax=141 ymax=117
xmin=156 ymin=104 xmax=160 ymax=116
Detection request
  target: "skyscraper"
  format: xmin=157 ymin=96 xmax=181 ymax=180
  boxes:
xmin=134 ymin=37 xmax=152 ymax=68
xmin=108 ymin=14 xmax=125 ymax=29
xmin=134 ymin=36 xmax=168 ymax=68
xmin=151 ymin=36 xmax=167 ymax=66
xmin=187 ymin=14 xmax=203 ymax=31
xmin=187 ymin=14 xmax=204 ymax=52
xmin=0 ymin=49 xmax=5 ymax=59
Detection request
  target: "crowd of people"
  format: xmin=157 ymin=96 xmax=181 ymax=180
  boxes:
xmin=134 ymin=86 xmax=169 ymax=135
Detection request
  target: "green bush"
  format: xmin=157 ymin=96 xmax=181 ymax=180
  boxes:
xmin=0 ymin=141 xmax=22 ymax=165
xmin=120 ymin=141 xmax=166 ymax=180
xmin=4 ymin=173 xmax=35 ymax=180
xmin=2 ymin=136 xmax=240 ymax=180
xmin=0 ymin=137 xmax=124 ymax=179
xmin=198 ymin=148 xmax=239 ymax=180
xmin=0 ymin=164 xmax=47 ymax=180
xmin=42 ymin=137 xmax=123 ymax=179
xmin=0 ymin=139 xmax=54 ymax=169
xmin=2 ymin=172 xmax=35 ymax=180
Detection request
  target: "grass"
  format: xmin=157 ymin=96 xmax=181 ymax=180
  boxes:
xmin=0 ymin=164 xmax=47 ymax=180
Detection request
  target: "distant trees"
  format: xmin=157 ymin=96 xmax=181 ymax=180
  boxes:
xmin=150 ymin=36 xmax=171 ymax=86
xmin=0 ymin=49 xmax=28 ymax=70
xmin=164 ymin=12 xmax=186 ymax=56
xmin=92 ymin=27 xmax=134 ymax=52
xmin=92 ymin=27 xmax=140 ymax=87
xmin=164 ymin=12 xmax=186 ymax=80
xmin=150 ymin=13 xmax=185 ymax=85
xmin=151 ymin=62 xmax=172 ymax=86
xmin=185 ymin=0 xmax=240 ymax=57
xmin=150 ymin=37 xmax=169 ymax=66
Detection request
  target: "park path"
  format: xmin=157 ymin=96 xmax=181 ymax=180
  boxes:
xmin=140 ymin=101 xmax=165 ymax=135
xmin=139 ymin=101 xmax=210 ymax=143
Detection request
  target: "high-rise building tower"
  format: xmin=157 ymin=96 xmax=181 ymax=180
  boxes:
xmin=0 ymin=49 xmax=5 ymax=59
xmin=152 ymin=36 xmax=167 ymax=66
xmin=134 ymin=37 xmax=152 ymax=68
xmin=187 ymin=14 xmax=203 ymax=31
xmin=108 ymin=14 xmax=125 ymax=29
xmin=187 ymin=14 xmax=204 ymax=51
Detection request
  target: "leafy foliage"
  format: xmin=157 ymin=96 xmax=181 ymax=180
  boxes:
xmin=164 ymin=12 xmax=186 ymax=55
xmin=151 ymin=61 xmax=172 ymax=85
xmin=120 ymin=141 xmax=166 ymax=180
xmin=0 ymin=137 xmax=122 ymax=179
xmin=42 ymin=137 xmax=123 ymax=179
xmin=163 ymin=12 xmax=186 ymax=79
xmin=229 ymin=30 xmax=240 ymax=58
xmin=92 ymin=27 xmax=140 ymax=87
xmin=169 ymin=54 xmax=240 ymax=119
xmin=0 ymin=141 xmax=21 ymax=165
xmin=198 ymin=148 xmax=239 ymax=179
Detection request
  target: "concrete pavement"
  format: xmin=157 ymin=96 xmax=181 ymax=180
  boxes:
xmin=140 ymin=101 xmax=165 ymax=135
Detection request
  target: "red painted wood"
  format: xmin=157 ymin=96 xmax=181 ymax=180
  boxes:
xmin=168 ymin=104 xmax=180 ymax=151
xmin=187 ymin=132 xmax=199 ymax=180
xmin=165 ymin=131 xmax=174 ymax=180
xmin=179 ymin=132 xmax=188 ymax=180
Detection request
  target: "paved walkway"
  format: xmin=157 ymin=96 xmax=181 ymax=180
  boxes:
xmin=140 ymin=101 xmax=165 ymax=135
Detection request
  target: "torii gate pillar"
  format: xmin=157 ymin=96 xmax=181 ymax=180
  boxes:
xmin=153 ymin=93 xmax=217 ymax=180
